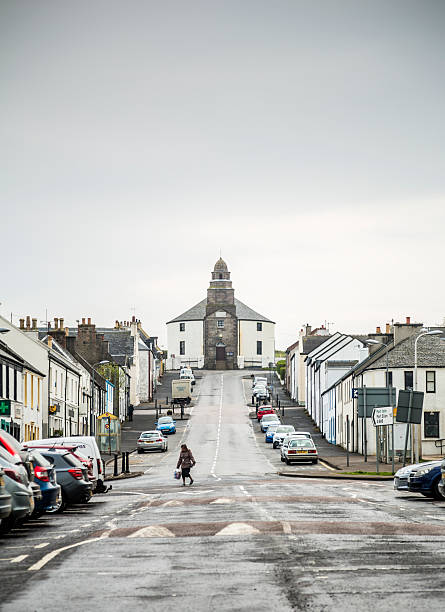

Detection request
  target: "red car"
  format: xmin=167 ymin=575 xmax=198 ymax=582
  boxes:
xmin=257 ymin=406 xmax=274 ymax=421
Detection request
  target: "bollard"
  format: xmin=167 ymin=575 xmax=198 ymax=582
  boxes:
xmin=125 ymin=451 xmax=130 ymax=474
xmin=121 ymin=452 xmax=126 ymax=474
xmin=181 ymin=404 xmax=184 ymax=420
xmin=113 ymin=453 xmax=118 ymax=477
xmin=166 ymin=396 xmax=168 ymax=405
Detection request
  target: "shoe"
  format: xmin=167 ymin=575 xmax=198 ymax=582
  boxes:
xmin=189 ymin=479 xmax=194 ymax=486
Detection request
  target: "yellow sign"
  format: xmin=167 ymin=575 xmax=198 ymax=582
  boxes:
xmin=98 ymin=412 xmax=117 ymax=420
xmin=49 ymin=405 xmax=57 ymax=414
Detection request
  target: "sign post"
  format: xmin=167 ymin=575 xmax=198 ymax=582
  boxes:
xmin=396 ymin=390 xmax=424 ymax=467
xmin=371 ymin=407 xmax=394 ymax=474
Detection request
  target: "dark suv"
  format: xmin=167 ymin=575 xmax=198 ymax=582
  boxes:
xmin=40 ymin=450 xmax=92 ymax=511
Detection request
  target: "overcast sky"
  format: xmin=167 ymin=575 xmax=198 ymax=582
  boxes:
xmin=2 ymin=0 xmax=444 ymax=349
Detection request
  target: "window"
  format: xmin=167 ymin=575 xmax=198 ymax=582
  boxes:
xmin=257 ymin=341 xmax=262 ymax=355
xmin=179 ymin=323 xmax=185 ymax=332
xmin=217 ymin=320 xmax=224 ymax=328
xmin=424 ymin=412 xmax=439 ymax=438
xmin=0 ymin=364 xmax=3 ymax=397
xmin=13 ymin=370 xmax=17 ymax=401
xmin=179 ymin=341 xmax=185 ymax=355
xmin=426 ymin=371 xmax=436 ymax=393
xmin=257 ymin=322 xmax=262 ymax=332
xmin=385 ymin=371 xmax=393 ymax=387
xmin=5 ymin=367 xmax=9 ymax=398
xmin=404 ymin=371 xmax=413 ymax=390
xmin=219 ymin=273 xmax=223 ymax=279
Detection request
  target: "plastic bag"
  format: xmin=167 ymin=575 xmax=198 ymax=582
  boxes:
xmin=174 ymin=469 xmax=181 ymax=480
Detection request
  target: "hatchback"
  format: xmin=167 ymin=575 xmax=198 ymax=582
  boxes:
xmin=39 ymin=450 xmax=93 ymax=511
xmin=137 ymin=431 xmax=168 ymax=453
xmin=0 ymin=452 xmax=34 ymax=532
xmin=155 ymin=416 xmax=176 ymax=435
xmin=408 ymin=462 xmax=444 ymax=499
xmin=272 ymin=425 xmax=296 ymax=449
xmin=28 ymin=450 xmax=61 ymax=516
xmin=281 ymin=437 xmax=318 ymax=464
xmin=257 ymin=406 xmax=274 ymax=421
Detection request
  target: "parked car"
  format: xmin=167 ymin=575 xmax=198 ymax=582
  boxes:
xmin=25 ymin=436 xmax=105 ymax=492
xmin=24 ymin=444 xmax=96 ymax=490
xmin=272 ymin=425 xmax=296 ymax=449
xmin=439 ymin=457 xmax=445 ymax=498
xmin=394 ymin=464 xmax=418 ymax=491
xmin=180 ymin=372 xmax=196 ymax=386
xmin=0 ymin=429 xmax=34 ymax=482
xmin=137 ymin=431 xmax=168 ymax=453
xmin=0 ymin=450 xmax=34 ymax=533
xmin=265 ymin=425 xmax=280 ymax=443
xmin=408 ymin=461 xmax=444 ymax=499
xmin=281 ymin=437 xmax=318 ymax=464
xmin=39 ymin=450 xmax=93 ymax=511
xmin=155 ymin=416 xmax=177 ymax=435
xmin=260 ymin=414 xmax=281 ymax=433
xmin=27 ymin=449 xmax=61 ymax=516
xmin=257 ymin=406 xmax=274 ymax=421
xmin=253 ymin=377 xmax=268 ymax=387
xmin=0 ymin=467 xmax=12 ymax=528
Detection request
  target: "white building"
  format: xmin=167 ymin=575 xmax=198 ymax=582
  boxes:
xmin=166 ymin=258 xmax=275 ymax=370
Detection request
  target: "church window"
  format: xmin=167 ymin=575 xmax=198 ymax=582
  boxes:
xmin=180 ymin=341 xmax=185 ymax=355
xmin=257 ymin=341 xmax=262 ymax=355
xmin=179 ymin=323 xmax=185 ymax=332
xmin=257 ymin=322 xmax=262 ymax=332
xmin=217 ymin=320 xmax=224 ymax=329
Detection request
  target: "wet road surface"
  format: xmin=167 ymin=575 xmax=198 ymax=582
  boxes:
xmin=2 ymin=371 xmax=445 ymax=611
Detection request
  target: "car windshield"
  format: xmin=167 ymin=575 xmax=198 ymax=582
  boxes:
xmin=266 ymin=425 xmax=279 ymax=433
xmin=262 ymin=415 xmax=276 ymax=421
xmin=276 ymin=426 xmax=295 ymax=433
xmin=289 ymin=439 xmax=314 ymax=449
xmin=158 ymin=417 xmax=173 ymax=424
xmin=140 ymin=432 xmax=158 ymax=438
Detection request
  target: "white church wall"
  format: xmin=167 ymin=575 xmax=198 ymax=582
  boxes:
xmin=167 ymin=320 xmax=204 ymax=369
xmin=239 ymin=320 xmax=275 ymax=368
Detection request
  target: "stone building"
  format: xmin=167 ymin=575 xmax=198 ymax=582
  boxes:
xmin=166 ymin=258 xmax=275 ymax=370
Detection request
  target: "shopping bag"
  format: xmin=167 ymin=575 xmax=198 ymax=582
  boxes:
xmin=174 ymin=469 xmax=181 ymax=480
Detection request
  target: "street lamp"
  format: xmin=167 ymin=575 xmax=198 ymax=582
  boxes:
xmin=413 ymin=329 xmax=443 ymax=462
xmin=91 ymin=360 xmax=110 ymax=435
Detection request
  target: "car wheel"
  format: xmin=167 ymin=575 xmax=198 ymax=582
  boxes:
xmin=0 ymin=516 xmax=16 ymax=534
xmin=433 ymin=479 xmax=445 ymax=500
xmin=273 ymin=443 xmax=277 ymax=449
xmin=47 ymin=494 xmax=66 ymax=514
xmin=280 ymin=456 xmax=285 ymax=462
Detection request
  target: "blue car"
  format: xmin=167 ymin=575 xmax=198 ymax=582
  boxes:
xmin=29 ymin=449 xmax=61 ymax=516
xmin=155 ymin=416 xmax=176 ymax=435
xmin=407 ymin=461 xmax=444 ymax=499
xmin=265 ymin=425 xmax=280 ymax=443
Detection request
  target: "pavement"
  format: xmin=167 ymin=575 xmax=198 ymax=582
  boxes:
xmin=3 ymin=370 xmax=445 ymax=611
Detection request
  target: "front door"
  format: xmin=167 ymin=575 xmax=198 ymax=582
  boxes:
xmin=216 ymin=346 xmax=226 ymax=361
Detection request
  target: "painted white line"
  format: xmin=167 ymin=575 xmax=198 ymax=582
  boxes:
xmin=239 ymin=485 xmax=249 ymax=496
xmin=210 ymin=374 xmax=224 ymax=479
xmin=34 ymin=543 xmax=49 ymax=549
xmin=129 ymin=525 xmax=175 ymax=538
xmin=216 ymin=522 xmax=260 ymax=536
xmin=11 ymin=555 xmax=28 ymax=563
xmin=28 ymin=536 xmax=106 ymax=571
xmin=282 ymin=521 xmax=292 ymax=534
xmin=319 ymin=460 xmax=336 ymax=471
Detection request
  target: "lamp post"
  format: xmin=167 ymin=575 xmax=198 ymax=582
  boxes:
xmin=365 ymin=339 xmax=392 ymax=473
xmin=91 ymin=360 xmax=110 ymax=436
xmin=413 ymin=330 xmax=442 ymax=462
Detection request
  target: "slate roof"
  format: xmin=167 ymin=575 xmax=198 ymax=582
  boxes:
xmin=167 ymin=298 xmax=274 ymax=324
xmin=301 ymin=335 xmax=332 ymax=355
xmin=367 ymin=331 xmax=445 ymax=369
xmin=95 ymin=329 xmax=134 ymax=360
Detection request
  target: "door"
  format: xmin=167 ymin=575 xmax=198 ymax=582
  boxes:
xmin=216 ymin=346 xmax=226 ymax=361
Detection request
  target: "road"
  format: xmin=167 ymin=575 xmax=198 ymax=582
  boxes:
xmin=2 ymin=371 xmax=445 ymax=611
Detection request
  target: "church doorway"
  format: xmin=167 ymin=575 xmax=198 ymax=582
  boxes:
xmin=216 ymin=343 xmax=226 ymax=361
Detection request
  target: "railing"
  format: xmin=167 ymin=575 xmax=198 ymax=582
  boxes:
xmin=434 ymin=439 xmax=445 ymax=454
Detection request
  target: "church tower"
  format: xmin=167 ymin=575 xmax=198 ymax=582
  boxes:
xmin=204 ymin=258 xmax=238 ymax=369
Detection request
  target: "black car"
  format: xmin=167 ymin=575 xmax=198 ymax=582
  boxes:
xmin=40 ymin=450 xmax=93 ymax=511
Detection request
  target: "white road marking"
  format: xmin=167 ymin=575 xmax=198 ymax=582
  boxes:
xmin=211 ymin=374 xmax=224 ymax=479
xmin=282 ymin=521 xmax=292 ymax=534
xmin=34 ymin=543 xmax=49 ymax=549
xmin=28 ymin=536 xmax=106 ymax=571
xmin=10 ymin=555 xmax=28 ymax=563
xmin=163 ymin=500 xmax=185 ymax=506
xmin=216 ymin=522 xmax=260 ymax=536
xmin=239 ymin=485 xmax=249 ymax=496
xmin=210 ymin=498 xmax=234 ymax=504
xmin=319 ymin=460 xmax=336 ymax=471
xmin=129 ymin=525 xmax=175 ymax=538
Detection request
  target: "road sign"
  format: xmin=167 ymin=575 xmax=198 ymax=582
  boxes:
xmin=357 ymin=387 xmax=396 ymax=418
xmin=0 ymin=400 xmax=11 ymax=416
xmin=396 ymin=390 xmax=424 ymax=424
xmin=372 ymin=406 xmax=394 ymax=427
xmin=352 ymin=388 xmax=359 ymax=399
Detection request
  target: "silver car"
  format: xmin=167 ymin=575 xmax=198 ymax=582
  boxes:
xmin=137 ymin=431 xmax=168 ymax=453
xmin=0 ymin=451 xmax=34 ymax=533
xmin=272 ymin=425 xmax=296 ymax=449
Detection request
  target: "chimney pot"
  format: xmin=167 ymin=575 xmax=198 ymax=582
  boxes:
xmin=19 ymin=318 xmax=25 ymax=329
xmin=59 ymin=317 xmax=64 ymax=328
xmin=386 ymin=323 xmax=391 ymax=334
xmin=88 ymin=317 xmax=91 ymax=325
xmin=54 ymin=317 xmax=58 ymax=329
xmin=47 ymin=335 xmax=53 ymax=348
xmin=81 ymin=318 xmax=85 ymax=325
xmin=376 ymin=326 xmax=381 ymax=334
xmin=32 ymin=318 xmax=37 ymax=330
xmin=132 ymin=315 xmax=136 ymax=323
xmin=26 ymin=316 xmax=31 ymax=329
xmin=406 ymin=316 xmax=411 ymax=325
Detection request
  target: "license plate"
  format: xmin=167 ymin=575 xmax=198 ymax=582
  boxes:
xmin=297 ymin=450 xmax=307 ymax=454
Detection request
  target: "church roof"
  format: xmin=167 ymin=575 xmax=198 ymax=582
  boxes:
xmin=167 ymin=298 xmax=274 ymax=324
xmin=214 ymin=257 xmax=228 ymax=272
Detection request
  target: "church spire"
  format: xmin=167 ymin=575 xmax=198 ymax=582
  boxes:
xmin=207 ymin=258 xmax=234 ymax=304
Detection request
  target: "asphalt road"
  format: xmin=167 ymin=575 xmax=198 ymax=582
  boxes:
xmin=2 ymin=371 xmax=445 ymax=611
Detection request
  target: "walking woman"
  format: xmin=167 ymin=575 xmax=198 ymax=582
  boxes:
xmin=177 ymin=444 xmax=196 ymax=486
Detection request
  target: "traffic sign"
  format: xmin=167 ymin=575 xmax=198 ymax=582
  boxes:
xmin=371 ymin=406 xmax=393 ymax=427
xmin=396 ymin=390 xmax=424 ymax=424
xmin=352 ymin=388 xmax=359 ymax=399
xmin=357 ymin=387 xmax=397 ymax=418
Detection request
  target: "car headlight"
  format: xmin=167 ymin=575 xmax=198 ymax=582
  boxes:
xmin=395 ymin=468 xmax=411 ymax=477
xmin=417 ymin=466 xmax=435 ymax=477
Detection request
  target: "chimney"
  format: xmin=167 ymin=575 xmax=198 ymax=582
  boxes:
xmin=54 ymin=317 xmax=58 ymax=329
xmin=32 ymin=318 xmax=37 ymax=330
xmin=393 ymin=318 xmax=423 ymax=345
xmin=88 ymin=317 xmax=91 ymax=325
xmin=82 ymin=318 xmax=86 ymax=324
xmin=406 ymin=316 xmax=411 ymax=325
xmin=376 ymin=326 xmax=381 ymax=334
xmin=47 ymin=335 xmax=53 ymax=348
xmin=115 ymin=320 xmax=120 ymax=329
xmin=132 ymin=315 xmax=136 ymax=323
xmin=59 ymin=317 xmax=64 ymax=329
xmin=19 ymin=318 xmax=25 ymax=330
xmin=26 ymin=316 xmax=31 ymax=329
xmin=386 ymin=323 xmax=391 ymax=334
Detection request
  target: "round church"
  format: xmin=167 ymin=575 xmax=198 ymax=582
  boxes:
xmin=166 ymin=258 xmax=275 ymax=370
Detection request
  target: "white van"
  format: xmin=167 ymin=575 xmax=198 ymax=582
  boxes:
xmin=180 ymin=371 xmax=195 ymax=385
xmin=26 ymin=436 xmax=105 ymax=491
